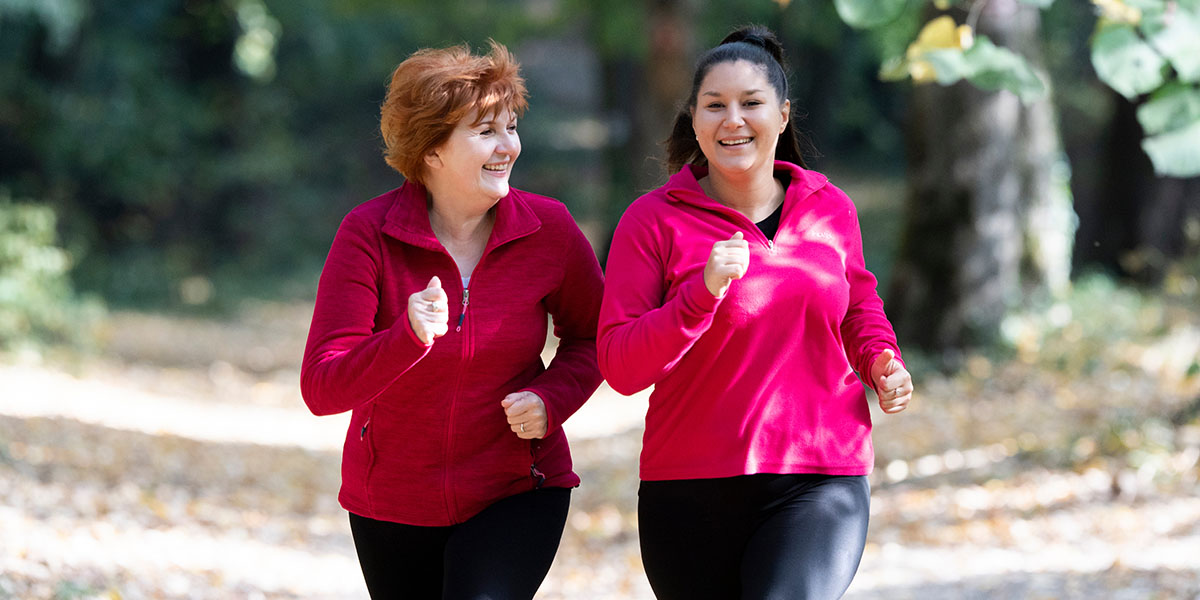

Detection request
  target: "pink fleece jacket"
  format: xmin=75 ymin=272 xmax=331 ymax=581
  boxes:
xmin=301 ymin=181 xmax=603 ymax=526
xmin=598 ymin=161 xmax=901 ymax=481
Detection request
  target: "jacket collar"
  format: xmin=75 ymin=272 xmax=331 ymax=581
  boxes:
xmin=381 ymin=180 xmax=542 ymax=252
xmin=663 ymin=161 xmax=828 ymax=210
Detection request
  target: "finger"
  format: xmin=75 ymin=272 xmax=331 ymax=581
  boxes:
xmin=415 ymin=327 xmax=433 ymax=345
xmin=873 ymin=349 xmax=895 ymax=376
xmin=429 ymin=322 xmax=448 ymax=339
xmin=502 ymin=394 xmax=531 ymax=415
xmin=427 ymin=276 xmax=441 ymax=290
xmin=730 ymin=231 xmax=743 ymax=242
xmin=505 ymin=401 xmax=539 ymax=422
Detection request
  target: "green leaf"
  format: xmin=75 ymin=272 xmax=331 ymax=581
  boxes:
xmin=834 ymin=0 xmax=907 ymax=29
xmin=1141 ymin=119 xmax=1200 ymax=176
xmin=1137 ymin=83 xmax=1200 ymax=135
xmin=1124 ymin=0 xmax=1169 ymax=12
xmin=922 ymin=48 xmax=972 ymax=85
xmin=963 ymin=37 xmax=1047 ymax=102
xmin=878 ymin=56 xmax=910 ymax=82
xmin=1091 ymin=24 xmax=1168 ymax=98
xmin=1141 ymin=10 xmax=1200 ymax=82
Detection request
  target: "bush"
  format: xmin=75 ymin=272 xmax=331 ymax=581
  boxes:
xmin=0 ymin=193 xmax=103 ymax=354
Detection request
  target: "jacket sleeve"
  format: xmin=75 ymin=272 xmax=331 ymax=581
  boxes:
xmin=520 ymin=213 xmax=605 ymax=435
xmin=300 ymin=211 xmax=432 ymax=416
xmin=838 ymin=203 xmax=903 ymax=393
xmin=597 ymin=205 xmax=723 ymax=396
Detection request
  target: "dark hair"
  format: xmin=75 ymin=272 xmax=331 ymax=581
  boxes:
xmin=665 ymin=25 xmax=808 ymax=174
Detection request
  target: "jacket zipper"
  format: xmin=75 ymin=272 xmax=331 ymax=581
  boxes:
xmin=529 ymin=443 xmax=546 ymax=489
xmin=456 ymin=288 xmax=469 ymax=332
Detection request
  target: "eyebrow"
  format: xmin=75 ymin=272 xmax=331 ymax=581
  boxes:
xmin=701 ymin=89 xmax=766 ymax=97
xmin=473 ymin=116 xmax=517 ymax=127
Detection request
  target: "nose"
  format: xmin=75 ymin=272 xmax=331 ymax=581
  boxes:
xmin=497 ymin=128 xmax=520 ymax=155
xmin=723 ymin=105 xmax=745 ymax=128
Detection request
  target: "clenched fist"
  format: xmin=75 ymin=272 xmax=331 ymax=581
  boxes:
xmin=502 ymin=391 xmax=548 ymax=439
xmin=407 ymin=276 xmax=449 ymax=345
xmin=871 ymin=349 xmax=912 ymax=414
xmin=704 ymin=231 xmax=750 ymax=298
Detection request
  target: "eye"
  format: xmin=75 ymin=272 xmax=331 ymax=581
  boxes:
xmin=507 ymin=123 xmax=518 ymax=132
xmin=479 ymin=127 xmax=495 ymax=136
xmin=705 ymin=102 xmax=725 ymax=110
xmin=744 ymin=100 xmax=763 ymax=107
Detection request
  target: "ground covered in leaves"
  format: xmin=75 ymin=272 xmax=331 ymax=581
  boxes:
xmin=2 ymin=276 xmax=1199 ymax=599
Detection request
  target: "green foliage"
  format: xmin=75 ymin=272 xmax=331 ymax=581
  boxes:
xmin=1091 ymin=23 xmax=1167 ymax=98
xmin=1136 ymin=81 xmax=1200 ymax=134
xmin=836 ymin=0 xmax=1200 ymax=176
xmin=1141 ymin=120 xmax=1200 ymax=177
xmin=0 ymin=193 xmax=102 ymax=352
xmin=921 ymin=36 xmax=1046 ymax=101
xmin=1141 ymin=6 xmax=1200 ymax=81
xmin=834 ymin=0 xmax=907 ymax=29
xmin=960 ymin=36 xmax=1046 ymax=100
xmin=1086 ymin=1 xmax=1200 ymax=176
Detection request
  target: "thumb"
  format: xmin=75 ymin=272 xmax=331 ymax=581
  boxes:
xmin=730 ymin=231 xmax=743 ymax=242
xmin=874 ymin=349 xmax=896 ymax=374
xmin=500 ymin=394 xmax=518 ymax=409
xmin=427 ymin=276 xmax=442 ymax=290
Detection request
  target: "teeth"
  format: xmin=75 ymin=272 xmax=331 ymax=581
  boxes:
xmin=483 ymin=163 xmax=507 ymax=171
xmin=719 ymin=138 xmax=752 ymax=146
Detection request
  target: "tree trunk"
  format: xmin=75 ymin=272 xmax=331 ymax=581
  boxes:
xmin=887 ymin=0 xmax=1074 ymax=354
xmin=596 ymin=0 xmax=695 ymax=261
xmin=637 ymin=0 xmax=696 ymax=189
xmin=1072 ymin=91 xmax=1200 ymax=283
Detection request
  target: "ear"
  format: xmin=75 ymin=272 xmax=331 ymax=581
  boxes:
xmin=779 ymin=99 xmax=790 ymax=134
xmin=424 ymin=149 xmax=444 ymax=170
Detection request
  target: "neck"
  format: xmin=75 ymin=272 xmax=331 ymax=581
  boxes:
xmin=701 ymin=164 xmax=784 ymax=222
xmin=427 ymin=196 xmax=495 ymax=243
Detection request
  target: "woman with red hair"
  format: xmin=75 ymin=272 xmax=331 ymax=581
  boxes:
xmin=301 ymin=41 xmax=603 ymax=599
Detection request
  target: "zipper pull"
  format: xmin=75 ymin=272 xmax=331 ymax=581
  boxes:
xmin=456 ymin=288 xmax=469 ymax=332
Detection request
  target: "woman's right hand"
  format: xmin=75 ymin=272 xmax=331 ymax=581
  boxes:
xmin=703 ymin=231 xmax=750 ymax=297
xmin=408 ymin=276 xmax=449 ymax=345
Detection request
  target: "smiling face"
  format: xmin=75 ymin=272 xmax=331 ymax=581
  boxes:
xmin=691 ymin=60 xmax=789 ymax=180
xmin=423 ymin=107 xmax=521 ymax=211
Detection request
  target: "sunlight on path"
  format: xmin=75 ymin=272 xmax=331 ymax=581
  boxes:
xmin=0 ymin=364 xmax=349 ymax=452
xmin=0 ymin=364 xmax=648 ymax=449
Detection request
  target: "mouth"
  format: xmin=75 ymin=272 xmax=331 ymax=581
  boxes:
xmin=483 ymin=162 xmax=509 ymax=173
xmin=718 ymin=137 xmax=753 ymax=147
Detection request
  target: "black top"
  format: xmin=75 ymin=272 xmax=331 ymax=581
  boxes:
xmin=755 ymin=201 xmax=783 ymax=241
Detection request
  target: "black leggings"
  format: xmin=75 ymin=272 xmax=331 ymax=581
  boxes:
xmin=639 ymin=473 xmax=870 ymax=600
xmin=348 ymin=487 xmax=571 ymax=600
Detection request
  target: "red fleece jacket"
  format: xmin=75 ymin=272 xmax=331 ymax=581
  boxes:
xmin=598 ymin=162 xmax=902 ymax=481
xmin=301 ymin=181 xmax=603 ymax=526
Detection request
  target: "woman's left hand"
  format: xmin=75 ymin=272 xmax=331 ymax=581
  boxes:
xmin=871 ymin=349 xmax=912 ymax=414
xmin=502 ymin=391 xmax=548 ymax=439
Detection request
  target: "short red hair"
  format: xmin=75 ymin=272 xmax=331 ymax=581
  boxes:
xmin=380 ymin=40 xmax=528 ymax=184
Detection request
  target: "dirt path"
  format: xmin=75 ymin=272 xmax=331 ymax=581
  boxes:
xmin=2 ymin=305 xmax=1198 ymax=598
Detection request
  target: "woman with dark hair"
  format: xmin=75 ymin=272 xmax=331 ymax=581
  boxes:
xmin=301 ymin=41 xmax=604 ymax=599
xmin=599 ymin=25 xmax=913 ymax=599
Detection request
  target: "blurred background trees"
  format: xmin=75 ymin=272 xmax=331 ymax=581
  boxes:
xmin=1 ymin=0 xmax=1197 ymax=359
